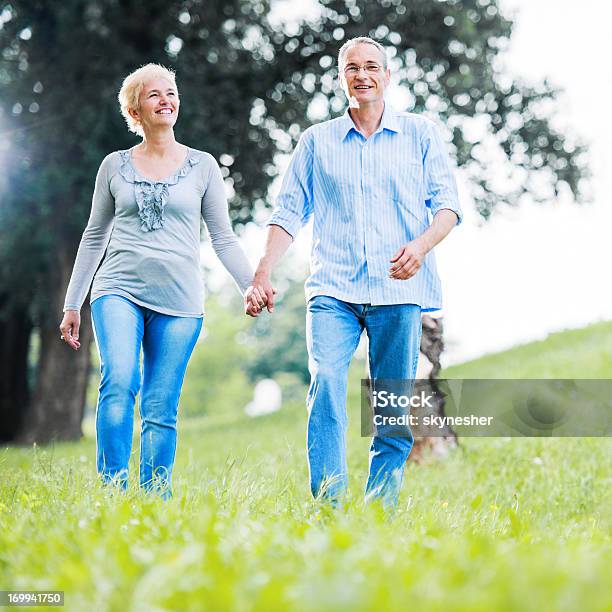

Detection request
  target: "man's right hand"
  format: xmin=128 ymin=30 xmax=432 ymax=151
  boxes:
xmin=244 ymin=226 xmax=292 ymax=317
xmin=59 ymin=310 xmax=81 ymax=350
xmin=245 ymin=271 xmax=276 ymax=317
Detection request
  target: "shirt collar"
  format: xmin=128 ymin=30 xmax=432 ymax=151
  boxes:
xmin=339 ymin=102 xmax=402 ymax=140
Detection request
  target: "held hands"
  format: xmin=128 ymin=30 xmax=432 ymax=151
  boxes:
xmin=59 ymin=310 xmax=81 ymax=350
xmin=389 ymin=238 xmax=429 ymax=280
xmin=244 ymin=272 xmax=277 ymax=317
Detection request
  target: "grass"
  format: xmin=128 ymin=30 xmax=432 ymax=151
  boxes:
xmin=1 ymin=322 xmax=611 ymax=611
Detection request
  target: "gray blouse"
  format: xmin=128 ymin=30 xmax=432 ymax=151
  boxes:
xmin=63 ymin=147 xmax=253 ymax=317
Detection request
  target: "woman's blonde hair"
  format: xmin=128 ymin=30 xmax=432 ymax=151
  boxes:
xmin=118 ymin=63 xmax=177 ymax=137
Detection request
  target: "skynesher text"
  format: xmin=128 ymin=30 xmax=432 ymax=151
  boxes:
xmin=373 ymin=414 xmax=494 ymax=428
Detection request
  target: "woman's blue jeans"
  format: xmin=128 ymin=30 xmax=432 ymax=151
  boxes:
xmin=306 ymin=296 xmax=422 ymax=508
xmin=91 ymin=295 xmax=202 ymax=497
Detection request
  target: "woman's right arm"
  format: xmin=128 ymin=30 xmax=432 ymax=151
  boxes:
xmin=60 ymin=154 xmax=116 ymax=350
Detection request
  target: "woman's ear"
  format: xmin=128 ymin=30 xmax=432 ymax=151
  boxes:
xmin=128 ymin=107 xmax=140 ymax=123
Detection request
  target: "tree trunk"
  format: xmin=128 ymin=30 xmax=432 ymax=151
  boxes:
xmin=0 ymin=300 xmax=33 ymax=442
xmin=17 ymin=250 xmax=93 ymax=444
xmin=409 ymin=315 xmax=458 ymax=464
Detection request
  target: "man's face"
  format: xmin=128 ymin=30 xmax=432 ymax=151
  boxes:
xmin=340 ymin=43 xmax=390 ymax=107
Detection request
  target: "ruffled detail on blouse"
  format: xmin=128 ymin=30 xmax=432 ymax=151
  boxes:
xmin=118 ymin=149 xmax=201 ymax=232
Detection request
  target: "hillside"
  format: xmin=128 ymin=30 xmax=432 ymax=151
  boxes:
xmin=442 ymin=320 xmax=612 ymax=379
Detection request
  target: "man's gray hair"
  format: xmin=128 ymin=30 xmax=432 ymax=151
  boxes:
xmin=338 ymin=36 xmax=388 ymax=71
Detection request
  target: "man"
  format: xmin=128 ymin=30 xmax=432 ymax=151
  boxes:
xmin=245 ymin=37 xmax=462 ymax=508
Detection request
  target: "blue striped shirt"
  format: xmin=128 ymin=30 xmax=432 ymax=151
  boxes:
xmin=267 ymin=104 xmax=462 ymax=311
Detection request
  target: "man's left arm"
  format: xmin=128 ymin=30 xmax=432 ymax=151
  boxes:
xmin=390 ymin=121 xmax=462 ymax=280
xmin=389 ymin=209 xmax=458 ymax=279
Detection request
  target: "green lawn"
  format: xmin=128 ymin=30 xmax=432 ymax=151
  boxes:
xmin=442 ymin=320 xmax=612 ymax=379
xmin=1 ymin=322 xmax=611 ymax=611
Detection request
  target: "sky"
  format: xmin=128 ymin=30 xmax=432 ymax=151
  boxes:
xmin=438 ymin=0 xmax=612 ymax=363
xmin=205 ymin=0 xmax=612 ymax=365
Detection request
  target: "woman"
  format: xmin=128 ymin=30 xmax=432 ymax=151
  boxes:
xmin=60 ymin=63 xmax=254 ymax=497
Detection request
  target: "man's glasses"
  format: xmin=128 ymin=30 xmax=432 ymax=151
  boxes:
xmin=343 ymin=63 xmax=383 ymax=76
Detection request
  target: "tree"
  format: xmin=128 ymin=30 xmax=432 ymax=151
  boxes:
xmin=0 ymin=0 xmax=296 ymax=442
xmin=0 ymin=0 xmax=587 ymax=443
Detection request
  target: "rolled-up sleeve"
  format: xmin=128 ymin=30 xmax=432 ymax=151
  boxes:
xmin=267 ymin=128 xmax=314 ymax=239
xmin=422 ymin=120 xmax=463 ymax=225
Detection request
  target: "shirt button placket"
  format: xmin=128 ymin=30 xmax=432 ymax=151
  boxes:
xmin=362 ymin=139 xmax=376 ymax=303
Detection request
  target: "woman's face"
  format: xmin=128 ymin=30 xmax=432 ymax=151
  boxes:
xmin=130 ymin=77 xmax=179 ymax=134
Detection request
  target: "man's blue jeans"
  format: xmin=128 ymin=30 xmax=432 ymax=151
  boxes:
xmin=91 ymin=295 xmax=202 ymax=497
xmin=306 ymin=295 xmax=422 ymax=507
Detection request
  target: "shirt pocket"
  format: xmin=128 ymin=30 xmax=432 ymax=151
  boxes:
xmin=387 ymin=157 xmax=423 ymax=201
